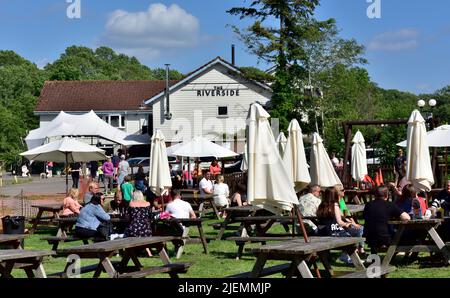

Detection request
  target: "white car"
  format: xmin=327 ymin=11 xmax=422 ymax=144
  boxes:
xmin=127 ymin=156 xmax=180 ymax=175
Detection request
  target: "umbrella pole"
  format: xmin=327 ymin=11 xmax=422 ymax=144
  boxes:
xmin=294 ymin=206 xmax=309 ymax=243
xmin=65 ymin=153 xmax=68 ymax=194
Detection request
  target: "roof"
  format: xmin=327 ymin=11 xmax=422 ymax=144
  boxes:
xmin=35 ymin=80 xmax=179 ymax=112
xmin=144 ymin=56 xmax=272 ymax=106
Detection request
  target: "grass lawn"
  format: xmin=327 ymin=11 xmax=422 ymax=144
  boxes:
xmin=6 ymin=218 xmax=450 ymax=278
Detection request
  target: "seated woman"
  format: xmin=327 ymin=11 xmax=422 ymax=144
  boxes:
xmin=230 ymin=183 xmax=247 ymax=207
xmin=152 ymin=191 xmax=173 ymax=212
xmin=62 ymin=188 xmax=82 ymax=216
xmin=317 ymin=187 xmax=365 ymax=264
xmin=124 ymin=191 xmax=153 ymax=237
xmin=213 ymin=175 xmax=230 ymax=217
xmin=75 ymin=193 xmax=111 ymax=240
xmin=395 ymin=184 xmax=428 ymax=218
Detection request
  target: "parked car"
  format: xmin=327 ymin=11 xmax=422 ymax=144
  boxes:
xmin=366 ymin=148 xmax=382 ymax=165
xmin=127 ymin=156 xmax=180 ymax=175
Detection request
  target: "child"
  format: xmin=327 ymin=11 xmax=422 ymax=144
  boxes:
xmin=120 ymin=175 xmax=134 ymax=208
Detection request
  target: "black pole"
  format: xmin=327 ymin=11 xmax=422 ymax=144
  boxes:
xmin=231 ymin=44 xmax=235 ymax=65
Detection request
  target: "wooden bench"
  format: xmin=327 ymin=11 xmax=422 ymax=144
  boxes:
xmin=227 ymin=236 xmax=299 ymax=259
xmin=48 ymin=261 xmax=122 ymax=278
xmin=41 ymin=236 xmax=106 ymax=251
xmin=118 ymin=262 xmax=192 ymax=278
xmin=227 ymin=263 xmax=293 ymax=278
xmin=338 ymin=266 xmax=396 ymax=278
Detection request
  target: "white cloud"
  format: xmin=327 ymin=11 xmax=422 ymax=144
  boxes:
xmin=368 ymin=29 xmax=420 ymax=51
xmin=99 ymin=3 xmax=199 ymax=61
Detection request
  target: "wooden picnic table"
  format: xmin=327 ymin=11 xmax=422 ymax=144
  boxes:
xmin=181 ymin=192 xmax=220 ymax=219
xmin=57 ymin=236 xmax=190 ymax=278
xmin=347 ymin=204 xmax=365 ymax=215
xmin=0 ymin=234 xmax=27 ymax=249
xmin=54 ymin=216 xmax=127 ymax=237
xmin=344 ymin=189 xmax=374 ymax=204
xmin=382 ymin=219 xmax=450 ymax=267
xmin=248 ymin=237 xmax=366 ymax=278
xmin=162 ymin=218 xmax=208 ymax=254
xmin=0 ymin=249 xmax=55 ymax=278
xmin=215 ymin=205 xmax=263 ymax=240
xmin=30 ymin=203 xmax=63 ymax=234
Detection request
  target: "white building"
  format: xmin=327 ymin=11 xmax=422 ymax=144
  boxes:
xmin=34 ymin=57 xmax=272 ymax=155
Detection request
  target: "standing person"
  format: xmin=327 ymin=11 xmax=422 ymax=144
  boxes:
xmin=117 ymin=155 xmax=130 ymax=186
xmin=75 ymin=193 xmax=111 ymax=240
xmin=298 ymin=184 xmax=322 ymax=234
xmin=101 ymin=158 xmax=114 ymax=194
xmin=70 ymin=162 xmax=81 ymax=189
xmin=363 ymin=186 xmax=410 ymax=253
xmin=134 ymin=165 xmax=147 ymax=192
xmin=209 ymin=159 xmax=221 ymax=178
xmin=62 ymin=188 xmax=83 ymax=216
xmin=330 ymin=152 xmax=339 ymax=170
xmin=120 ymin=175 xmax=134 ymax=208
xmin=199 ymin=170 xmax=213 ymax=198
xmin=97 ymin=161 xmax=104 ymax=184
xmin=89 ymin=161 xmax=99 ymax=181
xmin=192 ymin=161 xmax=201 ymax=188
xmin=46 ymin=161 xmax=53 ymax=178
xmin=394 ymin=149 xmax=407 ymax=184
xmin=182 ymin=162 xmax=193 ymax=188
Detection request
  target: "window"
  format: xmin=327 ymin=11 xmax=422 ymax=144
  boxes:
xmin=101 ymin=114 xmax=125 ymax=128
xmin=218 ymin=106 xmax=228 ymax=117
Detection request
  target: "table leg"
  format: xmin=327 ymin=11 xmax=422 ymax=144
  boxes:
xmin=0 ymin=262 xmax=14 ymax=278
xmin=297 ymin=260 xmax=314 ymax=278
xmin=343 ymin=246 xmax=366 ymax=271
xmin=317 ymin=251 xmax=334 ymax=277
xmin=197 ymin=223 xmax=209 ymax=254
xmin=250 ymin=254 xmax=267 ymax=278
xmin=158 ymin=245 xmax=172 ymax=265
xmin=34 ymin=263 xmax=47 ymax=278
xmin=427 ymin=225 xmax=450 ymax=264
xmin=382 ymin=225 xmax=406 ymax=267
xmin=127 ymin=249 xmax=143 ymax=270
xmin=100 ymin=257 xmax=117 ymax=278
xmin=216 ymin=215 xmax=231 ymax=240
xmin=31 ymin=210 xmax=44 ymax=234
xmin=210 ymin=199 xmax=221 ymax=219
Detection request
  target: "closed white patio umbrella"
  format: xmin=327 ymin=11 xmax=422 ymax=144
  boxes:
xmin=406 ymin=110 xmax=434 ymax=192
xmin=247 ymin=103 xmax=299 ymax=215
xmin=166 ymin=136 xmax=238 ymax=158
xmin=351 ymin=130 xmax=368 ymax=182
xmin=276 ymin=132 xmax=288 ymax=156
xmin=310 ymin=133 xmax=343 ymax=188
xmin=149 ymin=130 xmax=172 ymax=197
xmin=282 ymin=119 xmax=311 ymax=192
xmin=20 ymin=137 xmax=107 ymax=192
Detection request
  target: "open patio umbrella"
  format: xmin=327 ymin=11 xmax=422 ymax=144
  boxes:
xmin=149 ymin=130 xmax=172 ymax=201
xmin=20 ymin=137 xmax=107 ymax=193
xmin=166 ymin=136 xmax=238 ymax=158
xmin=282 ymin=119 xmax=311 ymax=192
xmin=397 ymin=124 xmax=450 ymax=147
xmin=276 ymin=132 xmax=288 ymax=156
xmin=310 ymin=133 xmax=343 ymax=188
xmin=405 ymin=110 xmax=434 ymax=192
xmin=351 ymin=130 xmax=368 ymax=182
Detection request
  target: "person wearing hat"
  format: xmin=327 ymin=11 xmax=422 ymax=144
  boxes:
xmin=117 ymin=154 xmax=130 ymax=186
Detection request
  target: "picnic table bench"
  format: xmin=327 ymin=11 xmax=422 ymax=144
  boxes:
xmin=56 ymin=236 xmax=191 ymax=278
xmin=181 ymin=191 xmax=220 ymax=219
xmin=0 ymin=234 xmax=27 ymax=249
xmin=0 ymin=249 xmax=55 ymax=278
xmin=382 ymin=219 xmax=450 ymax=267
xmin=344 ymin=189 xmax=374 ymax=204
xmin=29 ymin=203 xmax=63 ymax=234
xmin=214 ymin=206 xmax=263 ymax=240
xmin=242 ymin=237 xmax=394 ymax=278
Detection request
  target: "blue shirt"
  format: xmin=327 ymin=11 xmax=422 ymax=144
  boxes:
xmin=76 ymin=203 xmax=110 ymax=231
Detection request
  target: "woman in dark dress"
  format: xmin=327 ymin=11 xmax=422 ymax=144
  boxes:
xmin=134 ymin=165 xmax=147 ymax=193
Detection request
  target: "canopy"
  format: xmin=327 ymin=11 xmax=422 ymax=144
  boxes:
xmin=282 ymin=119 xmax=311 ymax=192
xmin=397 ymin=124 xmax=450 ymax=147
xmin=149 ymin=130 xmax=172 ymax=197
xmin=240 ymin=143 xmax=248 ymax=172
xmin=351 ymin=130 xmax=368 ymax=182
xmin=247 ymin=103 xmax=299 ymax=214
xmin=406 ymin=110 xmax=434 ymax=192
xmin=25 ymin=110 xmax=149 ymax=150
xmin=166 ymin=136 xmax=238 ymax=158
xmin=310 ymin=133 xmax=343 ymax=188
xmin=276 ymin=132 xmax=288 ymax=156
xmin=20 ymin=137 xmax=107 ymax=192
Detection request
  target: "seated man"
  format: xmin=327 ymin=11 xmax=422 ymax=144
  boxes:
xmin=165 ymin=190 xmax=196 ymax=219
xmin=84 ymin=182 xmax=99 ymax=205
xmin=431 ymin=180 xmax=450 ymax=241
xmin=363 ymin=186 xmax=410 ymax=253
xmin=297 ymin=184 xmax=321 ymax=234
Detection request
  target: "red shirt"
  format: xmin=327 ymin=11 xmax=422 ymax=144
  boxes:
xmin=209 ymin=164 xmax=221 ymax=175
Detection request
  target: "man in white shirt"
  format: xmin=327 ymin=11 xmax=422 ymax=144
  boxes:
xmin=165 ymin=190 xmax=196 ymax=219
xmin=199 ymin=171 xmax=213 ymax=198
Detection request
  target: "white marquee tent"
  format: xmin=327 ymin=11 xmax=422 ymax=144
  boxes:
xmin=25 ymin=110 xmax=149 ymax=150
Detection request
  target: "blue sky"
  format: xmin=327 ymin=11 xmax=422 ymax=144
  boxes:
xmin=1 ymin=0 xmax=450 ymax=94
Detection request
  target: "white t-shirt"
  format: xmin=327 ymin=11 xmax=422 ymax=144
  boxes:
xmin=199 ymin=178 xmax=213 ymax=197
xmin=118 ymin=160 xmax=130 ymax=174
xmin=165 ymin=199 xmax=193 ymax=219
xmin=213 ymin=183 xmax=230 ymax=207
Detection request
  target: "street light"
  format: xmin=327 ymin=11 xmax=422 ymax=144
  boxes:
xmin=417 ymin=98 xmax=438 ymax=129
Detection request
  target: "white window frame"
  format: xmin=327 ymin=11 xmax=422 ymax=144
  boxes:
xmin=102 ymin=114 xmax=126 ymax=129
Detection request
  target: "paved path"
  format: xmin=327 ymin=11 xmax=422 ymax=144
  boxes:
xmin=1 ymin=176 xmax=69 ymax=197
